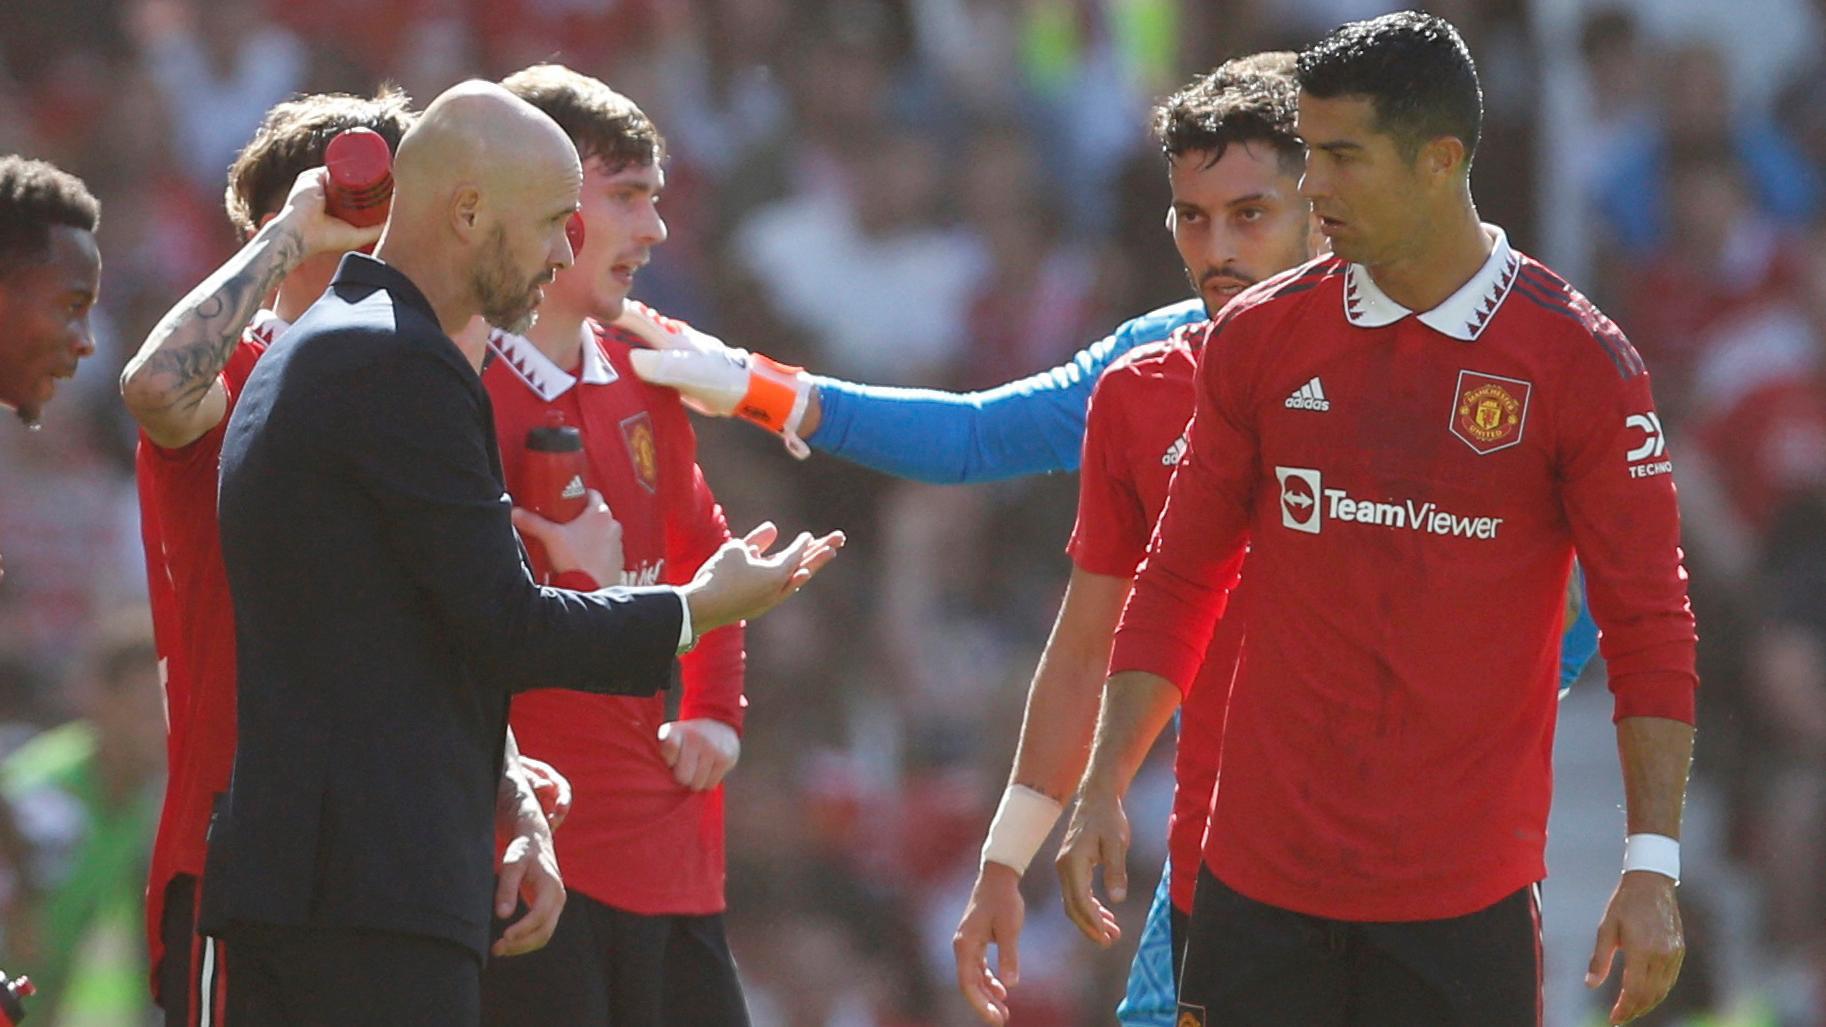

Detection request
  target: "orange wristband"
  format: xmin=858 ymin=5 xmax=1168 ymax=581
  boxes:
xmin=735 ymin=353 xmax=806 ymax=433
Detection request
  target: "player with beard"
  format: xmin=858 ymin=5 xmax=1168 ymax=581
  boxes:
xmin=119 ymin=90 xmax=576 ymax=1026
xmin=474 ymin=63 xmax=752 ymax=1026
xmin=617 ymin=55 xmax=1599 ymax=1027
xmin=199 ymin=82 xmax=838 ymax=1024
xmin=954 ymin=55 xmax=1317 ymax=1027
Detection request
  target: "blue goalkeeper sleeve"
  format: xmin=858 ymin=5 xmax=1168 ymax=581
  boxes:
xmin=804 ymin=299 xmax=1207 ymax=483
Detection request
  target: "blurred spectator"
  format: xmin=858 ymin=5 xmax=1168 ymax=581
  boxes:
xmin=0 ymin=405 xmax=144 ymax=669
xmin=1622 ymin=146 xmax=1823 ymax=421
xmin=1594 ymin=40 xmax=1821 ymax=255
xmin=0 ymin=608 xmax=164 ymax=1027
xmin=953 ymin=128 xmax=1099 ymax=388
xmin=1774 ymin=0 xmax=1826 ymax=174
xmin=130 ymin=0 xmax=305 ymax=192
xmin=733 ymin=128 xmax=986 ymax=385
xmin=1746 ymin=492 xmax=1826 ymax=1017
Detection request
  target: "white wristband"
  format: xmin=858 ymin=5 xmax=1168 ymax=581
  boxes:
xmin=1622 ymin=833 xmax=1680 ymax=884
xmin=981 ymin=784 xmax=1063 ymax=876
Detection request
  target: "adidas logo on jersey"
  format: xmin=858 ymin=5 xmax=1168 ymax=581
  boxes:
xmin=1162 ymin=431 xmax=1188 ymax=467
xmin=1284 ymin=377 xmax=1330 ymax=411
xmin=561 ymin=474 xmax=586 ymax=500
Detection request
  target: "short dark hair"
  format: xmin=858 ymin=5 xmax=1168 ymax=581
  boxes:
xmin=1152 ymin=52 xmax=1303 ymax=176
xmin=226 ymin=87 xmax=417 ymax=237
xmin=501 ymin=65 xmax=666 ymax=173
xmin=1296 ymin=11 xmax=1483 ymax=167
xmin=0 ymin=156 xmax=100 ymax=279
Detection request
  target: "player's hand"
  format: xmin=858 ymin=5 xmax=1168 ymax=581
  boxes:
xmin=627 ymin=347 xmax=750 ymax=417
xmin=516 ymin=755 xmax=572 ymax=831
xmin=1055 ymin=789 xmax=1128 ymax=947
xmin=511 ymin=490 xmax=623 ymax=586
xmin=614 ymin=300 xmax=732 ymax=357
xmin=657 ymin=718 xmax=741 ymax=791
xmin=493 ymin=791 xmax=566 ymax=957
xmin=681 ymin=522 xmax=844 ymax=634
xmin=952 ymin=861 xmax=1025 ymax=1025
xmin=270 ymin=167 xmax=384 ymax=256
xmin=1586 ymin=871 xmax=1685 ymax=1023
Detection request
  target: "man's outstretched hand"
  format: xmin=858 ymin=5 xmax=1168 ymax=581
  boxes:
xmin=681 ymin=522 xmax=843 ymax=635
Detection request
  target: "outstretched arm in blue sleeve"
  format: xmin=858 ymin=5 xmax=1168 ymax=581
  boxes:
xmin=805 ymin=301 xmax=1208 ymax=484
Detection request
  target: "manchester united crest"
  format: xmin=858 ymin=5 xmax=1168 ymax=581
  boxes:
xmin=620 ymin=411 xmax=660 ymax=492
xmin=1177 ymin=1005 xmax=1207 ymax=1027
xmin=1450 ymin=370 xmax=1531 ymax=455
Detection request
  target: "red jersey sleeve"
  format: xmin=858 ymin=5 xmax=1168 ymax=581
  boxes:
xmin=659 ymin=402 xmax=746 ymax=732
xmin=1555 ymin=316 xmax=1698 ymax=723
xmin=1109 ymin=317 xmax=1254 ymax=695
xmin=1066 ymin=371 xmax=1150 ymax=577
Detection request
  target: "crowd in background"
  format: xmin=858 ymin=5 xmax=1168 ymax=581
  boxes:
xmin=1 ymin=0 xmax=1823 ymax=1023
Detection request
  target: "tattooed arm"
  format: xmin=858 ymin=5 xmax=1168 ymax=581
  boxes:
xmin=120 ymin=167 xmax=381 ymax=449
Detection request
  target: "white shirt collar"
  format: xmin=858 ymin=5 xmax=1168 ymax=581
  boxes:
xmin=1343 ymin=225 xmax=1521 ymax=341
xmin=487 ymin=321 xmax=618 ymax=401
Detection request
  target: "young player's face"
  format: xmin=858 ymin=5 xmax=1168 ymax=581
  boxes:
xmin=473 ymin=165 xmax=580 ymax=333
xmin=1167 ymin=143 xmax=1314 ymax=315
xmin=0 ymin=225 xmax=101 ymax=425
xmin=1295 ymin=93 xmax=1431 ymax=267
xmin=553 ymin=157 xmax=667 ymax=320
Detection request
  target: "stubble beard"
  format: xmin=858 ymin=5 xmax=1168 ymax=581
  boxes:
xmin=474 ymin=229 xmax=543 ymax=335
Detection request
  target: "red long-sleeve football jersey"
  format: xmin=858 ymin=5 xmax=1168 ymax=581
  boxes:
xmin=1110 ymin=229 xmax=1697 ymax=922
xmin=137 ymin=312 xmax=281 ymax=990
xmin=1066 ymin=326 xmax=1239 ymax=915
xmin=484 ymin=321 xmax=744 ymax=915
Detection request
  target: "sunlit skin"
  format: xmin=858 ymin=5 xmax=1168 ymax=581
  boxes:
xmin=374 ymin=82 xmax=582 ymax=344
xmin=535 ymin=156 xmax=668 ymax=345
xmin=1294 ymin=92 xmax=1488 ymax=312
xmin=0 ymin=225 xmax=101 ymax=425
xmin=1167 ymin=140 xmax=1318 ymax=316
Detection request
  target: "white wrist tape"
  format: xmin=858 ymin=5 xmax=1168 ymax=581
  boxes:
xmin=1622 ymin=833 xmax=1680 ymax=884
xmin=981 ymin=784 xmax=1063 ymax=876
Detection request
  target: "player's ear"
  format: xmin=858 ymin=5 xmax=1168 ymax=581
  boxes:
xmin=1421 ymin=135 xmax=1466 ymax=181
xmin=450 ymin=185 xmax=483 ymax=240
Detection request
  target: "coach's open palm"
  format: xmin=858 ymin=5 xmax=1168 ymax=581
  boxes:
xmin=682 ymin=522 xmax=843 ymax=634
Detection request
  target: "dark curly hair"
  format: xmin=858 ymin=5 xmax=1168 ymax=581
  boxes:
xmin=1152 ymin=52 xmax=1303 ymax=175
xmin=0 ymin=156 xmax=100 ymax=279
xmin=501 ymin=64 xmax=666 ymax=174
xmin=1297 ymin=11 xmax=1483 ymax=167
xmin=225 ymin=87 xmax=417 ymax=238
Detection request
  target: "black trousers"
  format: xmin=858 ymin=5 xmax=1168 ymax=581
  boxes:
xmin=157 ymin=874 xmax=229 ymax=1027
xmin=480 ymin=891 xmax=749 ymax=1026
xmin=222 ymin=922 xmax=481 ymax=1026
xmin=1178 ymin=865 xmax=1542 ymax=1026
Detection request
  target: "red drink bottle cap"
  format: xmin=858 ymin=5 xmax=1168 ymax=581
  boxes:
xmin=324 ymin=128 xmax=394 ymax=228
xmin=566 ymin=211 xmax=586 ymax=257
xmin=326 ymin=128 xmax=392 ymax=192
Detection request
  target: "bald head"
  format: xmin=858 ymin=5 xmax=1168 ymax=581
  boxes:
xmin=379 ymin=80 xmax=582 ymax=334
xmin=394 ymin=81 xmax=580 ymax=204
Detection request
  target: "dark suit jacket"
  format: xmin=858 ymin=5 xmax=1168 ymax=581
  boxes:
xmin=201 ymin=253 xmax=683 ymax=958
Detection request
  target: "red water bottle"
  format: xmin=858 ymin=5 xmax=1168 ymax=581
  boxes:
xmin=323 ymin=127 xmax=393 ymax=228
xmin=524 ymin=411 xmax=588 ymax=524
xmin=566 ymin=211 xmax=586 ymax=258
xmin=0 ymin=970 xmax=35 ymax=1025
